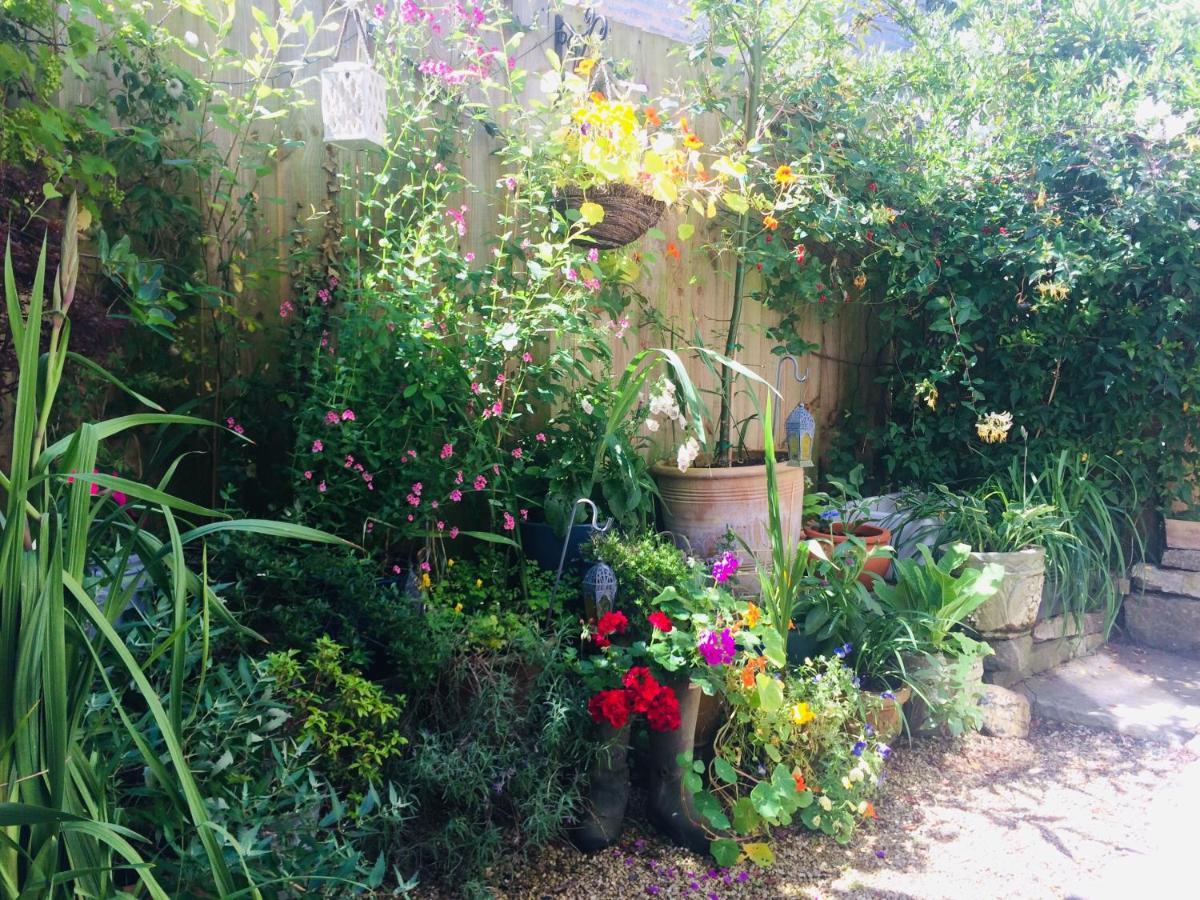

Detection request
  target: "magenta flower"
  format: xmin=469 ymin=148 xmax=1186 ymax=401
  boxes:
xmin=520 ymin=508 xmax=529 ymax=520
xmin=455 ymin=470 xmax=464 ymax=484
xmin=588 ymin=248 xmax=599 ymax=263
xmin=711 ymin=551 xmax=741 ymax=584
xmin=450 ymin=489 xmax=463 ymax=502
xmin=512 ymin=447 xmax=523 ymax=459
xmin=698 ymin=629 xmax=737 ymax=666
xmin=341 ymin=409 xmax=356 ymax=422
xmin=373 ymin=2 xmax=385 ymax=18
xmin=450 ymin=526 xmax=460 ymax=538
xmin=523 ymin=352 xmax=533 ymax=363
xmin=440 ymin=443 xmax=454 ymax=460
xmin=318 ymin=481 xmax=327 ymax=493
xmin=437 ymin=520 xmax=445 ymax=530
xmin=503 ymin=511 xmax=516 ymax=531
xmin=536 ymin=432 xmax=547 ymax=442
xmin=495 ymin=373 xmax=505 ymax=386
xmin=324 ymin=411 xmax=340 ymax=425
xmin=303 ymin=470 xmax=313 ymax=480
xmin=279 ymin=300 xmax=295 ymax=318
xmin=471 ymin=382 xmax=482 ymax=395
xmin=311 ymin=439 xmax=323 ymax=453
xmin=473 ymin=475 xmax=487 ymax=491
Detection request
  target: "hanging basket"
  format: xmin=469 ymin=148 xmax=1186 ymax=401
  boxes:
xmin=558 ymin=183 xmax=666 ymax=250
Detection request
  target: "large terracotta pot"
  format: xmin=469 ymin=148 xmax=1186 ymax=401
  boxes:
xmin=966 ymin=547 xmax=1045 ymax=636
xmin=652 ymin=462 xmax=805 ymax=581
xmin=803 ymin=523 xmax=893 ymax=585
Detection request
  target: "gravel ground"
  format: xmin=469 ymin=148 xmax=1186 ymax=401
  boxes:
xmin=446 ymin=720 xmax=1197 ymax=900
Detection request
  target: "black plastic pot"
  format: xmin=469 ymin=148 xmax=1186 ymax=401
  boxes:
xmin=521 ymin=521 xmax=595 ymax=572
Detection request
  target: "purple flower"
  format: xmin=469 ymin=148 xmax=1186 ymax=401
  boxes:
xmin=820 ymin=508 xmax=841 ymax=520
xmin=852 ymin=676 xmax=862 ymax=688
xmin=875 ymin=850 xmax=887 ymax=859
xmin=698 ymin=628 xmax=737 ymax=666
xmin=881 ymin=690 xmax=895 ymax=700
xmin=834 ymin=642 xmax=853 ymax=658
xmin=646 ymin=888 xmax=660 ymax=896
xmin=864 ymin=723 xmax=875 ymax=737
xmin=879 ymin=743 xmax=892 ymax=760
xmin=736 ymin=870 xmax=750 ymax=883
xmin=852 ymin=741 xmax=866 ymax=757
xmin=711 ymin=551 xmax=741 ymax=584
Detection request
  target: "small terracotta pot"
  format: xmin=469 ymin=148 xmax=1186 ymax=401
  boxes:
xmin=862 ymin=685 xmax=911 ymax=742
xmin=803 ymin=523 xmax=893 ymax=585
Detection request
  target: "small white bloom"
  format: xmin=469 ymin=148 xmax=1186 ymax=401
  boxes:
xmin=184 ymin=30 xmax=199 ymax=48
xmin=581 ymin=398 xmax=594 ymax=415
xmin=645 ymin=417 xmax=660 ymax=433
xmin=166 ymin=78 xmax=184 ymax=100
xmin=676 ymin=436 xmax=700 ymax=473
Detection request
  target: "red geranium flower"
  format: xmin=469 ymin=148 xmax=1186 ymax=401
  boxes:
xmin=623 ymin=666 xmax=661 ymax=713
xmin=647 ymin=611 xmax=673 ymax=633
xmin=645 ymin=684 xmax=681 ymax=732
xmin=597 ymin=610 xmax=628 ymax=638
xmin=587 ymin=689 xmax=631 ymax=729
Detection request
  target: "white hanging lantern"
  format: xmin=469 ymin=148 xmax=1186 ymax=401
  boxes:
xmin=321 ymin=5 xmax=386 ymax=151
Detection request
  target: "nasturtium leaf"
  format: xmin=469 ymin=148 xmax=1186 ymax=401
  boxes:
xmin=695 ymin=791 xmax=731 ymax=830
xmin=750 ymin=782 xmax=781 ymax=819
xmin=710 ymin=838 xmax=741 ymax=868
xmin=723 ymin=191 xmax=750 ymax=214
xmin=579 ymin=201 xmax=605 ymax=225
xmin=756 ymin=673 xmax=784 ymax=714
xmin=677 ymin=222 xmax=695 ymax=241
xmin=732 ymin=797 xmax=761 ymax=834
xmin=761 ymin=629 xmax=786 ymax=668
xmin=713 ymin=757 xmax=738 ymax=784
xmin=743 ymin=842 xmax=776 ymax=867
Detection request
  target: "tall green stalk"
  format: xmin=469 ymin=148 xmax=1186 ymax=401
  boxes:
xmin=0 ymin=198 xmax=349 ymax=898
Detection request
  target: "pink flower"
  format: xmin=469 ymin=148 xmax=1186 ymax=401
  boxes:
xmin=492 ymin=464 xmax=500 ymax=475
xmin=471 ymin=382 xmax=483 ymax=394
xmin=587 ymin=248 xmax=599 ymax=263
xmin=503 ymin=511 xmax=516 ymax=531
xmin=393 ymin=565 xmax=401 ymax=574
xmin=341 ymin=409 xmax=356 ymax=421
xmin=407 ymin=514 xmax=414 ymax=522
xmin=318 ymin=481 xmax=327 ymax=493
xmin=507 ymin=55 xmax=515 ymax=70
xmin=344 ymin=455 xmax=355 ymax=468
xmin=408 ymin=449 xmax=417 ymax=458
xmin=450 ymin=489 xmax=463 ymax=502
xmin=465 ymin=252 xmax=475 ymax=263
xmin=431 ymin=500 xmax=439 ymax=508
xmin=412 ymin=482 xmax=423 ymax=495
xmin=495 ymin=373 xmax=506 ymax=386
xmin=420 ymin=561 xmax=431 ymax=572
xmin=279 ymin=300 xmax=295 ymax=318
xmin=446 ymin=205 xmax=468 ymax=236
xmin=565 ymin=268 xmax=578 ymax=282
xmin=522 ymin=352 xmax=533 ymax=363
xmin=520 ymin=508 xmax=529 ymax=520
xmin=373 ymin=2 xmax=385 ymax=18
xmin=585 ymin=278 xmax=602 ymax=292
xmin=440 ymin=443 xmax=454 ymax=459
xmin=474 ymin=475 xmax=487 ymax=490
xmin=304 ymin=470 xmax=313 ymax=480
xmin=311 ymin=439 xmax=323 ymax=452
xmin=455 ymin=470 xmax=464 ymax=484
xmin=490 ymin=401 xmax=502 ymax=417
xmin=450 ymin=526 xmax=460 ymax=538
xmin=437 ymin=520 xmax=445 ymax=530
xmin=536 ymin=432 xmax=547 ymax=442
xmin=324 ymin=411 xmax=340 ymax=425
xmin=512 ymin=447 xmax=523 ymax=459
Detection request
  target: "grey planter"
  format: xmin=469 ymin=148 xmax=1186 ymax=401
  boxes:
xmin=967 ymin=547 xmax=1046 ymax=636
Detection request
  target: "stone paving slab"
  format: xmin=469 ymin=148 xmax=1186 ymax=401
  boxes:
xmin=1018 ymin=641 xmax=1200 ymax=746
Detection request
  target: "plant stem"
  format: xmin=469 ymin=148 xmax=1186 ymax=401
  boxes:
xmin=717 ymin=34 xmax=763 ymax=465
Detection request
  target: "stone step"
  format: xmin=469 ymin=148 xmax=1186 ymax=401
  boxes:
xmin=1162 ymin=548 xmax=1200 ymax=572
xmin=983 ymin=632 xmax=1105 ymax=688
xmin=1131 ymin=563 xmax=1200 ymax=599
xmin=1032 ymin=611 xmax=1105 ymax=642
xmin=1124 ymin=591 xmax=1200 ymax=657
xmin=1165 ymin=518 xmax=1200 ymax=551
xmin=1017 ymin=642 xmax=1200 ymax=746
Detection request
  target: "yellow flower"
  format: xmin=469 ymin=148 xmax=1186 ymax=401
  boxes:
xmin=763 ymin=214 xmax=779 ymax=231
xmin=575 ymin=57 xmax=597 ymax=76
xmin=683 ymin=133 xmax=704 ymax=150
xmin=741 ymin=602 xmax=761 ymax=629
xmin=420 ymin=573 xmax=431 ymax=589
xmin=975 ymin=410 xmax=1014 ymax=444
xmin=915 ymin=379 xmax=938 ymax=411
xmin=453 ymin=602 xmax=463 ymax=614
xmin=447 ymin=558 xmax=455 ymax=567
xmin=841 ymin=776 xmax=852 ymax=790
xmin=475 ymin=578 xmax=483 ymax=588
xmin=774 ymin=164 xmax=796 ymax=185
xmin=853 ymin=272 xmax=867 ymax=290
xmin=790 ymin=702 xmax=815 ymax=726
xmin=818 ymin=795 xmax=833 ymax=811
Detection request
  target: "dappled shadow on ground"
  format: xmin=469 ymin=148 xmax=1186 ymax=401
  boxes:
xmin=447 ymin=720 xmax=1189 ymax=900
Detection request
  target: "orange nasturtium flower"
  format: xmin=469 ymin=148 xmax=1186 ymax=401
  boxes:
xmin=741 ymin=602 xmax=762 ymax=629
xmin=666 ymin=242 xmax=681 ymax=260
xmin=575 ymin=57 xmax=597 ymax=76
xmin=864 ymin=802 xmax=878 ymax=819
xmin=774 ymin=164 xmax=797 ymax=185
xmin=792 ymin=770 xmax=807 ymax=793
xmin=763 ymin=214 xmax=779 ymax=231
xmin=588 ymin=90 xmax=605 ymax=103
xmin=645 ymin=106 xmax=662 ymax=126
xmin=683 ymin=133 xmax=704 ymax=150
xmin=740 ymin=655 xmax=768 ymax=689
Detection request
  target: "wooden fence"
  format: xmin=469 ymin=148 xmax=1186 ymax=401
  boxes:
xmin=184 ymin=0 xmax=887 ymax=469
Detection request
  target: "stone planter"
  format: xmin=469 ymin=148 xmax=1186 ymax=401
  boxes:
xmin=645 ymin=678 xmax=725 ymax=853
xmin=901 ymin=652 xmax=985 ymax=735
xmin=862 ymin=685 xmax=911 ymax=742
xmin=568 ymin=721 xmax=631 ymax=851
xmin=966 ymin=547 xmax=1045 ymax=636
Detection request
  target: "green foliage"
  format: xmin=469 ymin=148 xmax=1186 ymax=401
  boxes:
xmin=268 ymin=638 xmax=409 ymax=790
xmin=873 ymin=544 xmax=1001 ymax=656
xmin=912 ymin=482 xmax=1073 ymax=554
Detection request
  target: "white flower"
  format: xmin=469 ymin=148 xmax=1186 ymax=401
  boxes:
xmin=676 ymin=436 xmax=700 ymax=473
xmin=1134 ymin=96 xmax=1193 ymax=142
xmin=184 ymin=30 xmax=199 ymax=48
xmin=581 ymin=398 xmax=594 ymax=415
xmin=645 ymin=417 xmax=660 ymax=433
xmin=166 ymin=78 xmax=184 ymax=100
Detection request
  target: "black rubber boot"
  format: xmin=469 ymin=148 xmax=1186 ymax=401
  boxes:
xmin=569 ymin=722 xmax=630 ymax=851
xmin=645 ymin=679 xmax=712 ymax=853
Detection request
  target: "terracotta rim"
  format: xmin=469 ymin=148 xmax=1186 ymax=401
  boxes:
xmin=804 ymin=523 xmax=891 ymax=545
